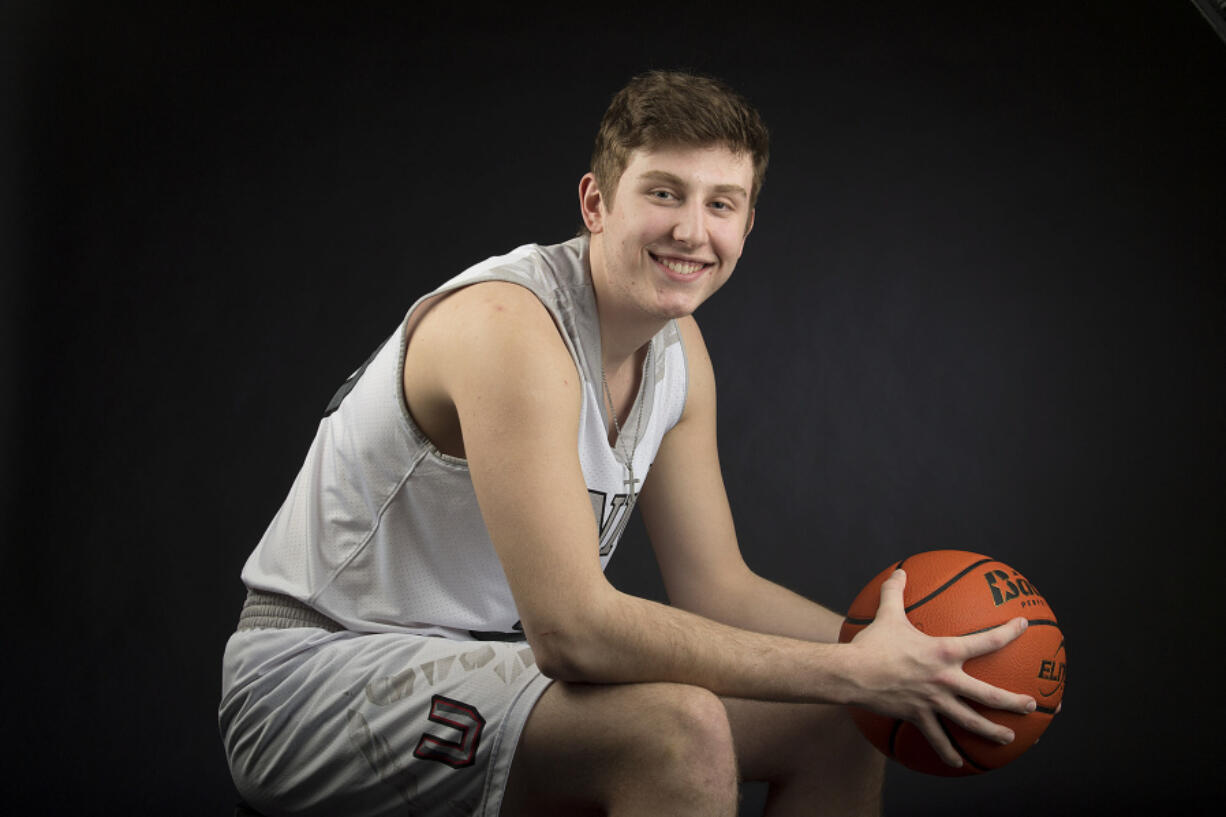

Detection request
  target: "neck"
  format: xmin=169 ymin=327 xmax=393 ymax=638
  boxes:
xmin=598 ymin=316 xmax=657 ymax=377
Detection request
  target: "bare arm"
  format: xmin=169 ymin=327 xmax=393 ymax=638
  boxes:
xmin=421 ymin=286 xmax=846 ymax=692
xmin=637 ymin=316 xmax=846 ymax=644
xmin=419 ymin=286 xmax=1032 ymax=767
xmin=637 ymin=316 xmax=1036 ymax=763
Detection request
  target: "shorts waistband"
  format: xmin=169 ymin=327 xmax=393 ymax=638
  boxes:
xmin=235 ymin=589 xmax=528 ymax=641
xmin=236 ymin=589 xmax=345 ymax=633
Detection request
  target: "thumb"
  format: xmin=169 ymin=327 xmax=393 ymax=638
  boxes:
xmin=875 ymin=568 xmax=908 ymax=620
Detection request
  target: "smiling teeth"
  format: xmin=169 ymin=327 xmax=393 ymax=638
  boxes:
xmin=659 ymin=257 xmax=705 ymax=275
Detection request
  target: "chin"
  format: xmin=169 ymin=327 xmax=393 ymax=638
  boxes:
xmin=649 ymin=293 xmax=707 ymax=321
xmin=653 ymin=279 xmax=727 ymax=318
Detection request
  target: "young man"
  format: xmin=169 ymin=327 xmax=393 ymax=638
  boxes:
xmin=220 ymin=71 xmax=1036 ymax=817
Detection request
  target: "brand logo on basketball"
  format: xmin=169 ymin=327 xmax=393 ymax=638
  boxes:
xmin=983 ymin=569 xmax=1048 ymax=610
xmin=1037 ymin=640 xmax=1067 ymax=698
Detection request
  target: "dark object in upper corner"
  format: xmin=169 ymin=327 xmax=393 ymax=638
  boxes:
xmin=1190 ymin=0 xmax=1226 ymax=44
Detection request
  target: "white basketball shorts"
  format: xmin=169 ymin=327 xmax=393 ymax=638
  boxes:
xmin=219 ymin=626 xmax=550 ymax=817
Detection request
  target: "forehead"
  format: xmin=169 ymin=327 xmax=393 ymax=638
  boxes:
xmin=619 ymin=144 xmax=754 ymax=194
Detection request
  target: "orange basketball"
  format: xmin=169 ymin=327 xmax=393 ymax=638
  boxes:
xmin=837 ymin=550 xmax=1065 ymax=776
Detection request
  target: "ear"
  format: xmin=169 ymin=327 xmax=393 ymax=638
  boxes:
xmin=578 ymin=173 xmax=605 ymax=233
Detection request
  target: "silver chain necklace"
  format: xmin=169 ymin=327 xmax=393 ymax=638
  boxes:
xmin=601 ymin=345 xmax=649 ymax=504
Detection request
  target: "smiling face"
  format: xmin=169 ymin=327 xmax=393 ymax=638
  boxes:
xmin=581 ymin=143 xmax=756 ymax=328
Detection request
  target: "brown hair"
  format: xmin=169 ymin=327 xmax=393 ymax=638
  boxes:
xmin=590 ymin=70 xmax=770 ymax=212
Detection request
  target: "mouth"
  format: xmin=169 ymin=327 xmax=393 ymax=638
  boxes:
xmin=649 ymin=252 xmax=713 ymax=281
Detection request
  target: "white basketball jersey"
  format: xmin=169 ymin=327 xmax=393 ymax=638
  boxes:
xmin=240 ymin=237 xmax=689 ymax=639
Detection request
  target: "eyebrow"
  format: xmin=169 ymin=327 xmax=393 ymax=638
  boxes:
xmin=637 ymin=170 xmax=749 ymax=199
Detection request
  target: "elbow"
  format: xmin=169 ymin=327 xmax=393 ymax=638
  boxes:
xmin=521 ymin=600 xmax=617 ymax=683
xmin=526 ymin=625 xmax=599 ymax=682
xmin=530 ymin=639 xmax=583 ymax=682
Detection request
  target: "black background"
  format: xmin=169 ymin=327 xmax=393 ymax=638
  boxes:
xmin=4 ymin=1 xmax=1224 ymax=814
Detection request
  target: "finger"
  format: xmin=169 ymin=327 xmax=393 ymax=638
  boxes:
xmin=875 ymin=569 xmax=907 ymax=619
xmin=955 ymin=672 xmax=1036 ymax=715
xmin=941 ymin=697 xmax=1016 ymax=746
xmin=958 ymin=616 xmax=1029 ymax=659
xmin=914 ymin=711 xmax=963 ymax=768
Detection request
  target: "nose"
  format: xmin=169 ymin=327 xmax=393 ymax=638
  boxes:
xmin=671 ymin=200 xmax=706 ymax=247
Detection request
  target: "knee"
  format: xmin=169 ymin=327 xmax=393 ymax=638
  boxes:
xmin=656 ymin=683 xmax=735 ymax=757
xmin=635 ymin=684 xmax=738 ymax=804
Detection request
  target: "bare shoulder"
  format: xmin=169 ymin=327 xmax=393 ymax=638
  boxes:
xmin=405 ymin=281 xmax=581 ymax=456
xmin=417 ymin=280 xmax=561 ymax=344
xmin=441 ymin=282 xmax=575 ymax=386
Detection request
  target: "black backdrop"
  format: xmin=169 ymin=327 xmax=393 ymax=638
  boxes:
xmin=5 ymin=1 xmax=1224 ymax=814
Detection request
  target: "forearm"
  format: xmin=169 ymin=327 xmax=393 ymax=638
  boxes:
xmin=529 ymin=574 xmax=1038 ymax=770
xmin=529 ymin=586 xmax=860 ymax=705
xmin=682 ymin=569 xmax=846 ymax=644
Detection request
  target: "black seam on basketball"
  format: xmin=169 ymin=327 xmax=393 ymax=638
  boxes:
xmin=940 ymin=717 xmax=989 ymax=772
xmin=958 ymin=618 xmax=1062 ymax=636
xmin=842 ymin=558 xmax=1035 ymax=628
xmin=888 ymin=719 xmax=903 ymax=757
xmin=843 ymin=560 xmax=911 ymax=626
xmin=903 ymin=558 xmax=995 ymax=614
xmin=1035 ymin=704 xmax=1058 ymax=715
xmin=844 ymin=561 xmax=906 ymax=625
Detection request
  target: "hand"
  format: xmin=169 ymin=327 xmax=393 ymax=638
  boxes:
xmin=847 ymin=569 xmax=1037 ymax=767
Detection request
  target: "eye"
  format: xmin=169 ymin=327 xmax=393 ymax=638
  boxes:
xmin=649 ymin=189 xmax=678 ymax=201
xmin=709 ymin=200 xmax=733 ymax=212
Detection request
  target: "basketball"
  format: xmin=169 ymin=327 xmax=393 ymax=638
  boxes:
xmin=837 ymin=550 xmax=1065 ymax=776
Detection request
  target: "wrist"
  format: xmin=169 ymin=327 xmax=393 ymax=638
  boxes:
xmin=821 ymin=640 xmax=869 ymax=707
